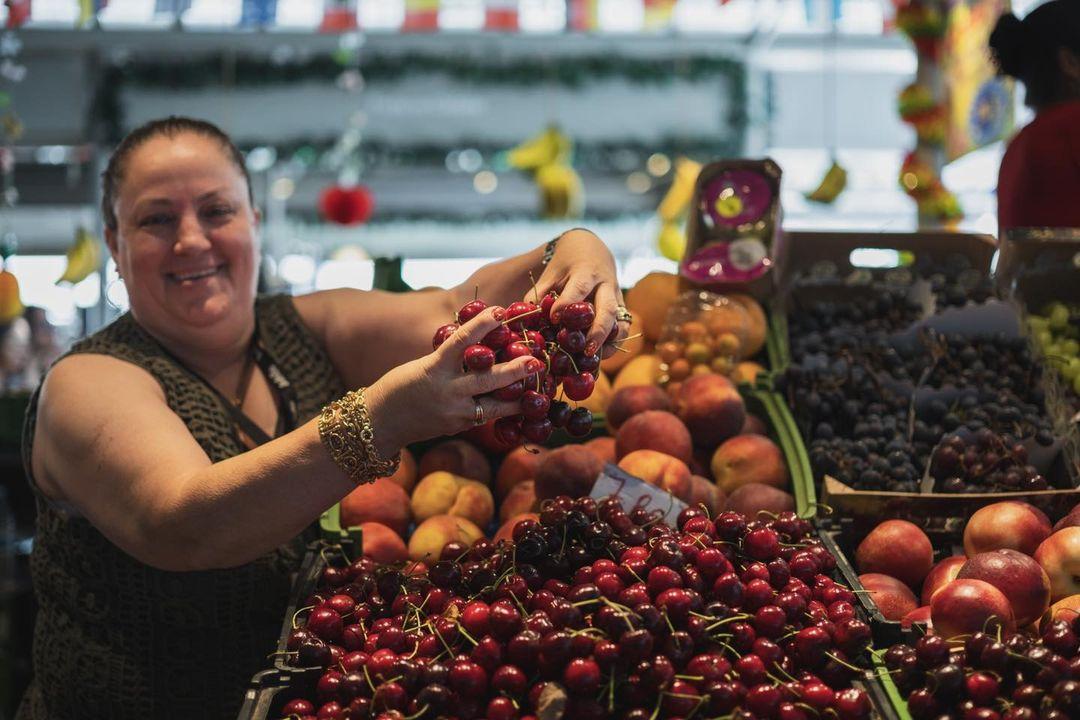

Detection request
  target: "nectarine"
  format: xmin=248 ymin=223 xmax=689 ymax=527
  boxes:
xmin=340 ymin=479 xmax=412 ymax=536
xmin=931 ymin=578 xmax=1016 ymax=642
xmin=408 ymin=515 xmax=484 ymax=561
xmin=1034 ymin=527 xmax=1080 ymax=602
xmin=418 ymin=439 xmax=492 ymax=485
xmin=963 ymin=501 xmax=1051 ymax=557
xmin=615 ymin=410 xmax=693 ymax=465
xmin=855 ymin=520 xmax=934 ymax=589
xmin=359 ymin=522 xmax=408 ymax=564
xmin=676 ymin=373 xmax=745 ymax=449
xmin=711 ymin=434 xmax=788 ymax=496
xmin=618 ymin=449 xmax=693 ymax=502
xmin=956 ymin=549 xmax=1052 ymax=626
xmin=858 ymin=573 xmax=919 ymax=621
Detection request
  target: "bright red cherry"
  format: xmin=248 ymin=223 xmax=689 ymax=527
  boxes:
xmin=464 ymin=344 xmax=496 ymax=371
xmin=505 ymin=301 xmax=539 ymax=331
xmin=562 ymin=372 xmax=595 ymax=401
xmin=520 ymin=390 xmax=551 ymax=420
xmin=483 ymin=323 xmax=512 ymax=350
xmin=457 ymin=299 xmax=488 ymax=323
xmin=307 ymin=607 xmax=343 ymax=643
xmin=432 ymin=323 xmax=458 ymax=350
xmin=503 ymin=341 xmax=533 ymax=362
xmin=559 ymin=301 xmax=595 ymax=331
xmin=563 ymin=657 xmax=601 ymax=695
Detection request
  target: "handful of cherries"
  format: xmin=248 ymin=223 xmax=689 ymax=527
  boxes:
xmin=277 ymin=502 xmax=878 ymax=720
xmin=433 ymin=293 xmax=600 ymax=446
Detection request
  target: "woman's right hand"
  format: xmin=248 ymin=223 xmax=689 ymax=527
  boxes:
xmin=364 ymin=306 xmax=545 ymax=457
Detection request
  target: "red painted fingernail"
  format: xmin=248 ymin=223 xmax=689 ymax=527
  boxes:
xmin=527 ymin=359 xmax=544 ymax=373
xmin=492 ymin=308 xmax=505 ymax=321
xmin=585 ymin=342 xmax=598 ymax=355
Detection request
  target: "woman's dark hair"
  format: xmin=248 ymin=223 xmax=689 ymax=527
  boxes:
xmin=990 ymin=0 xmax=1080 ymax=108
xmin=101 ymin=116 xmax=254 ymax=230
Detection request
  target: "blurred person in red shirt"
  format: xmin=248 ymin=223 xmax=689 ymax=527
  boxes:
xmin=990 ymin=0 xmax=1080 ymax=233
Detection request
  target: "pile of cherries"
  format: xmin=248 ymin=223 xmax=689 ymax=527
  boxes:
xmin=884 ymin=619 xmax=1080 ymax=720
xmin=433 ymin=294 xmax=599 ymax=445
xmin=277 ymin=501 xmax=878 ymax=720
xmin=929 ymin=428 xmax=1048 ymax=493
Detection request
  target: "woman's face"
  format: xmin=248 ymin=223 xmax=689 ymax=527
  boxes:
xmin=106 ymin=132 xmax=259 ymax=346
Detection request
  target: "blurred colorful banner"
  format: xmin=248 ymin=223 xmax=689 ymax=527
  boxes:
xmin=943 ymin=0 xmax=1013 ymax=160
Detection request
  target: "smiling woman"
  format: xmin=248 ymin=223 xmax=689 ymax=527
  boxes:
xmin=17 ymin=116 xmax=629 ymax=720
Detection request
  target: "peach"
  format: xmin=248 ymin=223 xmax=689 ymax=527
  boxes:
xmin=687 ymin=475 xmax=725 ymax=516
xmin=583 ymin=437 xmax=616 ymax=465
xmin=612 ymin=354 xmax=662 ymax=392
xmin=963 ymin=501 xmax=1052 ymax=557
xmin=957 ymin=549 xmax=1052 ymax=627
xmin=340 ymin=478 xmax=412 ymax=536
xmin=418 ymin=439 xmax=492 ymax=485
xmin=855 ymin=520 xmax=934 ymax=589
xmin=724 ymin=483 xmax=794 ymax=518
xmin=1034 ymin=527 xmax=1080 ymax=601
xmin=711 ymin=434 xmax=788 ymax=495
xmin=1041 ymin=594 xmax=1080 ymax=630
xmin=494 ymin=512 xmax=541 ymax=544
xmin=601 ymin=312 xmax=644 ymax=376
xmin=731 ymin=362 xmax=766 ymax=385
xmin=615 ymin=410 xmax=693 ymax=465
xmin=410 ymin=471 xmax=494 ymax=529
xmin=921 ymin=556 xmax=967 ymax=606
xmin=605 ymin=385 xmax=673 ymax=432
xmin=727 ymin=292 xmax=767 ymax=358
xmin=535 ymin=445 xmax=604 ymax=501
xmin=495 ymin=446 xmax=548 ymax=501
xmin=931 ymin=579 xmax=1016 ymax=642
xmin=858 ymin=573 xmax=919 ymax=621
xmin=625 ymin=271 xmax=680 ymax=342
xmin=1053 ymin=507 xmax=1080 ymax=532
xmin=740 ymin=414 xmax=768 ymax=436
xmin=359 ymin=522 xmax=408 ymax=564
xmin=618 ymin=449 xmax=692 ymax=502
xmin=500 ymin=481 xmax=537 ymax=524
xmin=408 ymin=515 xmax=485 ymax=562
xmin=901 ymin=606 xmax=932 ymax=631
xmin=380 ymin=447 xmax=418 ymax=493
xmin=677 ymin=373 xmax=746 ymax=449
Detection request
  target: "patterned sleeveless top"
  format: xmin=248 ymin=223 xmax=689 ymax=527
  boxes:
xmin=17 ymin=295 xmax=346 ymax=720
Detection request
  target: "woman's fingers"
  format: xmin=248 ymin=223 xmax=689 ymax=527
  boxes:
xmin=549 ymin=270 xmax=600 ymax=324
xmin=585 ymin=281 xmax=621 ymax=357
xmin=476 ymin=396 xmax=528 ymax=424
xmin=456 ymin=354 xmax=543 ymax=397
xmin=435 ymin=306 xmax=505 ymax=368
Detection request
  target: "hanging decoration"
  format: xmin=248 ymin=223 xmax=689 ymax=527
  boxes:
xmin=898 ymin=82 xmax=947 ymax=145
xmin=643 ymin=0 xmax=677 ymax=31
xmin=57 ymin=226 xmax=102 ymax=286
xmin=403 ymin=0 xmax=440 ymax=33
xmin=653 ymin=157 xmax=701 ymax=261
xmin=568 ymin=0 xmax=598 ymax=32
xmin=0 ymin=19 xmax=24 ymax=325
xmin=319 ymin=0 xmax=357 ymax=33
xmin=805 ymin=161 xmax=848 ymax=204
xmin=484 ymin=0 xmax=517 ymax=31
xmin=894 ymin=0 xmax=961 ymax=224
xmin=4 ymin=1 xmax=30 ymax=29
xmin=318 ymin=185 xmax=375 ymax=225
xmin=804 ymin=19 xmax=847 ymax=206
xmin=504 ymin=126 xmax=583 ymax=220
xmin=78 ymin=0 xmax=108 ymax=28
xmin=239 ymin=0 xmax=277 ymax=29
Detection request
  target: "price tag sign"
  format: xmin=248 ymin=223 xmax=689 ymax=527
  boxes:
xmin=589 ymin=463 xmax=687 ymax=528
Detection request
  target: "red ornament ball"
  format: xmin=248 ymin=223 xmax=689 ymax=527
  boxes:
xmin=319 ymin=185 xmax=374 ymax=225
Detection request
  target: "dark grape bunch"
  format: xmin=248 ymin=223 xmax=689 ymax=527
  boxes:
xmin=929 ymin=428 xmax=1048 ymax=493
xmin=275 ymin=503 xmax=879 ymax=720
xmin=885 ymin=620 xmax=1080 ymax=720
xmin=433 ymin=293 xmax=601 ymax=446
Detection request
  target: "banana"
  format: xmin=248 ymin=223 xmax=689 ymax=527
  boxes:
xmin=805 ymin=160 xmax=848 ymax=204
xmin=0 ymin=268 xmax=22 ymax=323
xmin=658 ymin=220 xmax=687 ymax=262
xmin=507 ymin=126 xmax=569 ymax=170
xmin=57 ymin=226 xmax=102 ymax=285
xmin=657 ymin=157 xmax=701 ymax=223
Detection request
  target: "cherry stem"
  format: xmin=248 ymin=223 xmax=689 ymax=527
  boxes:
xmin=291 ymin=604 xmax=316 ymax=630
xmin=500 ymin=307 xmax=544 ymax=326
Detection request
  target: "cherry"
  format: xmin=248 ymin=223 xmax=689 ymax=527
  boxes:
xmin=493 ymin=380 xmax=525 ymax=401
xmin=743 ymin=527 xmax=781 ymax=560
xmin=505 ymin=301 xmax=539 ymax=331
xmin=317 ymin=701 xmax=343 ymax=719
xmin=576 ymin=354 xmax=601 ymax=374
xmin=373 ymin=681 xmax=407 ymax=712
xmin=833 ymin=688 xmax=871 ymax=720
xmin=746 ymin=683 xmax=782 ymax=718
xmin=506 ymin=629 xmax=540 ymax=669
xmin=460 ymin=600 xmax=491 ymax=636
xmin=448 ymin=659 xmax=488 ymax=697
xmin=642 ymin=654 xmax=675 ymax=690
xmin=482 ymin=323 xmax=512 ymax=350
xmin=557 ymin=327 xmax=587 ymax=353
xmin=563 ymin=657 xmax=601 ymax=695
xmin=486 ymin=696 xmax=518 ymax=720
xmin=965 ymin=671 xmax=999 ymax=707
xmin=916 ymin=634 xmax=950 ymax=669
xmin=519 ymin=390 xmax=551 ymax=420
xmin=471 ymin=635 xmax=504 ymax=673
xmin=503 ymin=341 xmax=534 ymax=362
xmin=560 ymin=301 xmax=596 ymax=331
xmin=550 ymin=352 xmax=574 ymax=377
xmin=283 ymin=698 xmax=316 ymax=716
xmin=562 ymin=372 xmax=596 ymax=401
xmin=458 ymin=299 xmax=488 ymax=323
xmin=307 ymin=607 xmax=344 ymax=643
xmin=656 ymin=587 xmax=694 ymax=623
xmin=647 ymin=565 xmax=684 ymax=595
xmin=520 ymin=417 xmax=554 ymax=443
xmin=540 ymin=291 xmax=558 ymax=322
xmin=566 ymin=408 xmax=593 ymax=437
xmin=547 ymin=400 xmax=572 ymax=427
xmin=432 ymin=323 xmax=459 ymax=350
xmin=753 ymin=604 xmax=788 ymax=638
xmin=735 ymin=654 xmax=768 ymax=685
xmin=794 ymin=626 xmax=831 ymax=667
xmin=493 ymin=416 xmax=523 ymax=445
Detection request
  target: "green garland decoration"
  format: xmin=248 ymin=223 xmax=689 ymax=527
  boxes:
xmin=242 ymin=136 xmax=743 ymax=172
xmin=93 ymin=51 xmax=747 ymax=145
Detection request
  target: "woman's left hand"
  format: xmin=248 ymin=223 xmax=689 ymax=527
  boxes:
xmin=531 ymin=228 xmax=628 ymax=359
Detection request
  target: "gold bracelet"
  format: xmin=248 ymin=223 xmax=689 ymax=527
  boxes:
xmin=318 ymin=387 xmax=401 ymax=485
